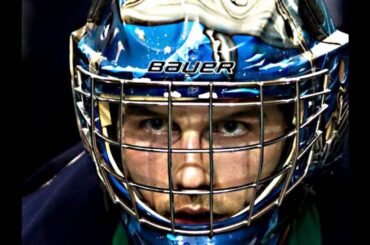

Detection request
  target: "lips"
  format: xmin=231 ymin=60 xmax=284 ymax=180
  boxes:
xmin=174 ymin=207 xmax=227 ymax=225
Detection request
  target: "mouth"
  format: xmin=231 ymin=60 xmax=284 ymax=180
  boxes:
xmin=173 ymin=208 xmax=227 ymax=225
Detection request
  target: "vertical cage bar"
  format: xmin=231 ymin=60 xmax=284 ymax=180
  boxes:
xmin=315 ymin=73 xmax=328 ymax=133
xmin=70 ymin=70 xmax=78 ymax=119
xmin=119 ymin=80 xmax=141 ymax=220
xmin=88 ymin=77 xmax=114 ymax=193
xmin=71 ymin=70 xmax=87 ymax=139
xmin=90 ymin=77 xmax=96 ymax=147
xmin=88 ymin=77 xmax=112 ymax=200
xmin=248 ymin=83 xmax=265 ymax=223
xmin=208 ymin=83 xmax=215 ymax=237
xmin=319 ymin=74 xmax=331 ymax=166
xmin=167 ymin=83 xmax=175 ymax=234
xmin=278 ymin=79 xmax=301 ymax=205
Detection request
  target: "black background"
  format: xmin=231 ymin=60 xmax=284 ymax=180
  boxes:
xmin=22 ymin=0 xmax=90 ymax=183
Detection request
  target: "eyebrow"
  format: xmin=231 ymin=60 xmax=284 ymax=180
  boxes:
xmin=126 ymin=105 xmax=267 ymax=120
xmin=227 ymin=108 xmax=266 ymax=120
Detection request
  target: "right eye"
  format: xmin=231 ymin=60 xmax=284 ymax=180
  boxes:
xmin=140 ymin=118 xmax=167 ymax=134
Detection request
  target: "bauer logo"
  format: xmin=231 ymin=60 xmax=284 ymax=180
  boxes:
xmin=148 ymin=61 xmax=236 ymax=74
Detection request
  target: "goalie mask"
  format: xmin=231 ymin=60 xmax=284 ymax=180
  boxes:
xmin=70 ymin=0 xmax=348 ymax=243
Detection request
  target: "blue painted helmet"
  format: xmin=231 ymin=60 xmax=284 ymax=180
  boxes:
xmin=70 ymin=0 xmax=348 ymax=243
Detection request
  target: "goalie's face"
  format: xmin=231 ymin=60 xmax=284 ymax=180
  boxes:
xmin=122 ymin=104 xmax=287 ymax=224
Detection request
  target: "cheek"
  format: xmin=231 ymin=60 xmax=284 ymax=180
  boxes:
xmin=214 ymin=189 xmax=254 ymax=214
xmin=124 ymin=150 xmax=169 ymax=188
xmin=261 ymin=141 xmax=285 ymax=178
xmin=214 ymin=149 xmax=260 ymax=188
xmin=139 ymin=191 xmax=169 ymax=215
xmin=214 ymin=142 xmax=284 ymax=188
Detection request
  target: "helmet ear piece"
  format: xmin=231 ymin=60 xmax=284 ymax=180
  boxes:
xmin=298 ymin=0 xmax=328 ymax=40
xmin=87 ymin=0 xmax=112 ymax=24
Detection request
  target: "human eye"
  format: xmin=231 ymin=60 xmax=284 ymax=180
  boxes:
xmin=140 ymin=118 xmax=167 ymax=135
xmin=213 ymin=120 xmax=249 ymax=137
xmin=140 ymin=118 xmax=181 ymax=135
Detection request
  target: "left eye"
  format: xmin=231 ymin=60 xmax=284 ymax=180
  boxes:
xmin=214 ymin=120 xmax=248 ymax=136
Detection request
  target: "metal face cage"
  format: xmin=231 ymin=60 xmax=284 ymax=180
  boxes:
xmin=71 ymin=60 xmax=333 ymax=235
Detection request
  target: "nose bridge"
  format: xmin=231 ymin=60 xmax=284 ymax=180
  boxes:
xmin=181 ymin=130 xmax=204 ymax=169
xmin=182 ymin=129 xmax=202 ymax=150
xmin=173 ymin=129 xmax=209 ymax=189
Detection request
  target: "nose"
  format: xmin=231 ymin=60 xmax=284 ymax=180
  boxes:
xmin=173 ymin=130 xmax=209 ymax=190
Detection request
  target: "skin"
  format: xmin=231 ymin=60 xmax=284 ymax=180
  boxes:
xmin=121 ymin=104 xmax=287 ymax=224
